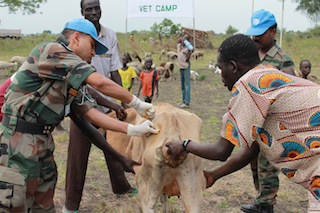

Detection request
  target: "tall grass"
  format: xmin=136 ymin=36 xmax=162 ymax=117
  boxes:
xmin=0 ymin=33 xmax=58 ymax=61
xmin=0 ymin=31 xmax=319 ymax=77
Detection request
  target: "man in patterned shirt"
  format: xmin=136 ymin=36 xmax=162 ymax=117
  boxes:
xmin=241 ymin=9 xmax=296 ymax=213
xmin=166 ymin=34 xmax=320 ymax=213
xmin=0 ymin=18 xmax=158 ymax=213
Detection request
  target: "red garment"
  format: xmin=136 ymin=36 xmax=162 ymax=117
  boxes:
xmin=139 ymin=70 xmax=159 ymax=97
xmin=0 ymin=78 xmax=12 ymax=121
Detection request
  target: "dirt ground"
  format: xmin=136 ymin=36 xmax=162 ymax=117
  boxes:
xmin=52 ymin=66 xmax=308 ymax=212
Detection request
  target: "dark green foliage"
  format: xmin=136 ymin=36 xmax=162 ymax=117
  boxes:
xmin=293 ymin=0 xmax=320 ymax=22
xmin=0 ymin=0 xmax=48 ymax=14
xmin=225 ymin=25 xmax=238 ymax=35
xmin=150 ymin=18 xmax=181 ymax=37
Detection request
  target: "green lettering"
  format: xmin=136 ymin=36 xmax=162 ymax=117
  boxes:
xmin=172 ymin=5 xmax=177 ymax=11
xmin=155 ymin=5 xmax=178 ymax=12
xmin=165 ymin=5 xmax=172 ymax=11
xmin=139 ymin=5 xmax=152 ymax=12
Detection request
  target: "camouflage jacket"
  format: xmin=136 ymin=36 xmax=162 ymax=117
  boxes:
xmin=2 ymin=41 xmax=96 ymax=132
xmin=260 ymin=43 xmax=295 ymax=75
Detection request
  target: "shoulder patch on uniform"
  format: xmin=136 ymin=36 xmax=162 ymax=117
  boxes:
xmin=283 ymin=61 xmax=294 ymax=67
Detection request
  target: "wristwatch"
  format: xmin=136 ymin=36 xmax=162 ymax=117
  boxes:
xmin=182 ymin=139 xmax=191 ymax=152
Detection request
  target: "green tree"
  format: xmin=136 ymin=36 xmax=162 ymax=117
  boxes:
xmin=42 ymin=30 xmax=51 ymax=34
xmin=0 ymin=0 xmax=47 ymax=14
xmin=150 ymin=18 xmax=181 ymax=38
xmin=225 ymin=25 xmax=238 ymax=35
xmin=293 ymin=0 xmax=320 ymax=22
xmin=309 ymin=26 xmax=320 ymax=36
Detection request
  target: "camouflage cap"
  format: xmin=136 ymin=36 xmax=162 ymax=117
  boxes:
xmin=64 ymin=18 xmax=108 ymax=55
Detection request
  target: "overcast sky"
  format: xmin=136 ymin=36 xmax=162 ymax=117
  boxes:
xmin=0 ymin=0 xmax=315 ymax=35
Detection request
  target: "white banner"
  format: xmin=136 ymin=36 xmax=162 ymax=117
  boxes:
xmin=127 ymin=0 xmax=194 ymax=18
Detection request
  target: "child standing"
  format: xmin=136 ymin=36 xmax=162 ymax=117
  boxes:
xmin=299 ymin=59 xmax=317 ymax=82
xmin=137 ymin=57 xmax=160 ymax=103
xmin=118 ymin=55 xmax=137 ymax=93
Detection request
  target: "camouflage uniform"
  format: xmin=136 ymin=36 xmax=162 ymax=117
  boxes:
xmin=0 ymin=41 xmax=96 ymax=212
xmin=259 ymin=43 xmax=295 ymax=76
xmin=253 ymin=42 xmax=295 ymax=206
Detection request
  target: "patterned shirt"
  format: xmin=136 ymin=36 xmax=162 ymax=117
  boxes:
xmin=2 ymin=41 xmax=96 ymax=129
xmin=221 ymin=64 xmax=320 ymax=189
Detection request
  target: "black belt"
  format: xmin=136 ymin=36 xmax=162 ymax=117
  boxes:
xmin=2 ymin=116 xmax=54 ymax=135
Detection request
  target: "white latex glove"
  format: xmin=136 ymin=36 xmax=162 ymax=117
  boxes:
xmin=127 ymin=95 xmax=156 ymax=120
xmin=127 ymin=120 xmax=159 ymax=136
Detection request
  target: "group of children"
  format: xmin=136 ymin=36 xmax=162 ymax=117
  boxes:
xmin=119 ymin=55 xmax=160 ymax=103
xmin=120 ymin=56 xmax=316 ymax=105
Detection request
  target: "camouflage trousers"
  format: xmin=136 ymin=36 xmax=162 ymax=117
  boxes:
xmin=250 ymin=153 xmax=279 ymax=206
xmin=0 ymin=125 xmax=57 ymax=213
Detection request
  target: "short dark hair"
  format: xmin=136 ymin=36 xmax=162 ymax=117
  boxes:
xmin=300 ymin=59 xmax=311 ymax=67
xmin=61 ymin=29 xmax=74 ymax=38
xmin=80 ymin=0 xmax=84 ymax=9
xmin=81 ymin=0 xmax=100 ymax=9
xmin=269 ymin=23 xmax=278 ymax=31
xmin=218 ymin=34 xmax=260 ymax=67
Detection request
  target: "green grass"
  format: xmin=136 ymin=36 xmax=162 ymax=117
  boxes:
xmin=1 ymin=31 xmax=320 ymax=77
xmin=217 ymin=201 xmax=230 ymax=208
xmin=0 ymin=33 xmax=58 ymax=61
xmin=198 ymin=74 xmax=207 ymax=81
